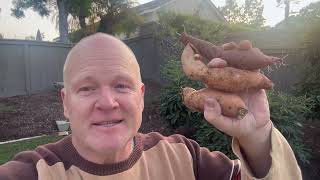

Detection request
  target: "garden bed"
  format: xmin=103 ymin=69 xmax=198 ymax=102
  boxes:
xmin=0 ymin=80 xmax=173 ymax=142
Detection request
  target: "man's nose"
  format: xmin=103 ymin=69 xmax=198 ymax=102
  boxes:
xmin=95 ymin=88 xmax=119 ymax=110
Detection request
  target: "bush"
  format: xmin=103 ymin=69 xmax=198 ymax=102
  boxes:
xmin=158 ymin=11 xmax=312 ymax=164
xmin=155 ymin=12 xmax=254 ymax=63
xmin=268 ymin=91 xmax=312 ymax=164
xmin=159 ymin=59 xmax=203 ymax=128
xmin=294 ymin=7 xmax=320 ymax=120
xmin=160 ymin=72 xmax=312 ymax=164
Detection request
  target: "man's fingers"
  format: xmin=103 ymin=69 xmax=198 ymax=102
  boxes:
xmin=204 ymin=98 xmax=238 ymax=134
xmin=222 ymin=42 xmax=238 ymax=50
xmin=204 ymin=98 xmax=221 ymax=115
xmin=194 ymin=54 xmax=204 ymax=61
xmin=207 ymin=58 xmax=228 ymax=68
xmin=238 ymin=40 xmax=252 ymax=50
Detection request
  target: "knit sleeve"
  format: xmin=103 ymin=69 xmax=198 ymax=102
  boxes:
xmin=232 ymin=125 xmax=302 ymax=180
xmin=167 ymin=134 xmax=241 ymax=180
xmin=0 ymin=151 xmax=40 ymax=180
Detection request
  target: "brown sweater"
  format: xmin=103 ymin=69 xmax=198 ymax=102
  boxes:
xmin=0 ymin=126 xmax=301 ymax=180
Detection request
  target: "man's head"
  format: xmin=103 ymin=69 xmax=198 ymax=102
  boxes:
xmin=61 ymin=33 xmax=145 ymax=164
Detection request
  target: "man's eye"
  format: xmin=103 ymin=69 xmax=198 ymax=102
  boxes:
xmin=115 ymin=84 xmax=129 ymax=89
xmin=79 ymin=87 xmax=96 ymax=92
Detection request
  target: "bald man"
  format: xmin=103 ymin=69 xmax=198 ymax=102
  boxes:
xmin=0 ymin=33 xmax=301 ymax=180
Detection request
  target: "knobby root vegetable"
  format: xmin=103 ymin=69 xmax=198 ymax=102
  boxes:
xmin=181 ymin=43 xmax=274 ymax=92
xmin=180 ymin=32 xmax=281 ymax=70
xmin=182 ymin=87 xmax=248 ymax=118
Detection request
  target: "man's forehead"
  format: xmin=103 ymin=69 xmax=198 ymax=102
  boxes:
xmin=69 ymin=34 xmax=135 ymax=61
xmin=70 ymin=72 xmax=136 ymax=86
xmin=63 ymin=33 xmax=141 ymax=86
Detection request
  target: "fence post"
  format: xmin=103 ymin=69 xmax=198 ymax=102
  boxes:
xmin=24 ymin=43 xmax=31 ymax=95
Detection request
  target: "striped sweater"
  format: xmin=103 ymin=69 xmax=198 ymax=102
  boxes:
xmin=0 ymin=126 xmax=302 ymax=180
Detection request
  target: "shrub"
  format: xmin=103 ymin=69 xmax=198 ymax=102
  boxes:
xmin=267 ymin=91 xmax=312 ymax=164
xmin=155 ymin=11 xmax=254 ymax=63
xmin=158 ymin=11 xmax=312 ymax=164
xmin=295 ymin=7 xmax=320 ymax=120
xmin=160 ymin=74 xmax=312 ymax=164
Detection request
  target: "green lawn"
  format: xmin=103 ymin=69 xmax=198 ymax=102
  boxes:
xmin=0 ymin=135 xmax=64 ymax=165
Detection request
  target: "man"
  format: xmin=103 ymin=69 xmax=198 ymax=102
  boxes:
xmin=0 ymin=33 xmax=301 ymax=179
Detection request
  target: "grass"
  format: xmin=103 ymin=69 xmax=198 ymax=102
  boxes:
xmin=0 ymin=135 xmax=64 ymax=165
xmin=0 ymin=103 xmax=16 ymax=113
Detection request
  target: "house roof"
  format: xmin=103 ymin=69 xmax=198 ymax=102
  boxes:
xmin=135 ymin=0 xmax=226 ymax=22
xmin=135 ymin=0 xmax=172 ymax=14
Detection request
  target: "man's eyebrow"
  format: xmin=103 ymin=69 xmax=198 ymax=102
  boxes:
xmin=71 ymin=76 xmax=96 ymax=85
xmin=112 ymin=75 xmax=138 ymax=86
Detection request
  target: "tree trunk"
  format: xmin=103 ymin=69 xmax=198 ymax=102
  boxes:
xmin=284 ymin=0 xmax=290 ymax=20
xmin=57 ymin=0 xmax=69 ymax=43
xmin=98 ymin=15 xmax=115 ymax=35
xmin=79 ymin=16 xmax=86 ymax=29
xmin=79 ymin=4 xmax=86 ymax=29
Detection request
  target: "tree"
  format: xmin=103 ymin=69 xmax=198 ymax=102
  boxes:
xmin=242 ymin=0 xmax=265 ymax=28
xmin=292 ymin=1 xmax=320 ymax=119
xmin=93 ymin=0 xmax=142 ymax=35
xmin=276 ymin=0 xmax=301 ymax=20
xmin=220 ymin=0 xmax=265 ymax=29
xmin=66 ymin=0 xmax=92 ymax=29
xmin=220 ymin=0 xmax=242 ymax=23
xmin=36 ymin=29 xmax=43 ymax=41
xmin=11 ymin=0 xmax=69 ymax=42
xmin=66 ymin=0 xmax=143 ymax=42
xmin=299 ymin=1 xmax=320 ymax=19
xmin=25 ymin=35 xmax=35 ymax=40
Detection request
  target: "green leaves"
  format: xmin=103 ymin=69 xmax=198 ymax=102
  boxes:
xmin=157 ymin=12 xmax=311 ymax=164
xmin=11 ymin=0 xmax=51 ymax=18
xmin=268 ymin=91 xmax=312 ymax=164
xmin=220 ymin=0 xmax=265 ymax=29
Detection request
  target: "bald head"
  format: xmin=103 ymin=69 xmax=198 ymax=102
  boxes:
xmin=63 ymin=33 xmax=141 ymax=88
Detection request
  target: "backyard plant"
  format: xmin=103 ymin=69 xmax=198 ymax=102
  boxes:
xmin=158 ymin=12 xmax=312 ymax=164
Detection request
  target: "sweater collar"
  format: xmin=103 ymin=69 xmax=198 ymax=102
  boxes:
xmin=55 ymin=134 xmax=143 ymax=176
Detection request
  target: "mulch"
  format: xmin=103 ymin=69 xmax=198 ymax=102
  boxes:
xmin=0 ymin=91 xmax=63 ymax=142
xmin=0 ymin=80 xmax=174 ymax=142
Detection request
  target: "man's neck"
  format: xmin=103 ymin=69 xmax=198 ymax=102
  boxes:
xmin=72 ymin=137 xmax=135 ymax=164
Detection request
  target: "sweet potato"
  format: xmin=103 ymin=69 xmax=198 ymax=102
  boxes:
xmin=181 ymin=43 xmax=274 ymax=92
xmin=182 ymin=87 xmax=248 ymax=118
xmin=180 ymin=32 xmax=281 ymax=70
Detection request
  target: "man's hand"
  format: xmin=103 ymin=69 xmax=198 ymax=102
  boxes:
xmin=204 ymin=41 xmax=272 ymax=178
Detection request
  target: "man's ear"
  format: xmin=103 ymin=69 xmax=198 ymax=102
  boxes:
xmin=61 ymin=88 xmax=70 ymax=119
xmin=140 ymin=83 xmax=145 ymax=96
xmin=140 ymin=83 xmax=145 ymax=110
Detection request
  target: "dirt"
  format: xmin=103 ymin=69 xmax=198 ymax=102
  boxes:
xmin=0 ymin=91 xmax=63 ymax=142
xmin=0 ymin=80 xmax=173 ymax=142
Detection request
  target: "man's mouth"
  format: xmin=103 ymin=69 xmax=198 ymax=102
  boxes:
xmin=92 ymin=120 xmax=123 ymax=128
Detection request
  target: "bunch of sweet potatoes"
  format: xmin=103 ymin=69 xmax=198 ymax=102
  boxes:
xmin=180 ymin=33 xmax=279 ymax=119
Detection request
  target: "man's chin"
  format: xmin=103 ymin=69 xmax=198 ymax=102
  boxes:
xmin=88 ymin=134 xmax=131 ymax=153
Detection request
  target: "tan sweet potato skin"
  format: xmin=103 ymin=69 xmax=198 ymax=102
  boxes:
xmin=182 ymin=87 xmax=248 ymax=118
xmin=181 ymin=44 xmax=274 ymax=92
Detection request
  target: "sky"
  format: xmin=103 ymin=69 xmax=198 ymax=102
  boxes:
xmin=0 ymin=0 xmax=319 ymax=41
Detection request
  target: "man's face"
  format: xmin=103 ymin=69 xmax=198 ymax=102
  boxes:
xmin=61 ymin=37 xmax=144 ymax=158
